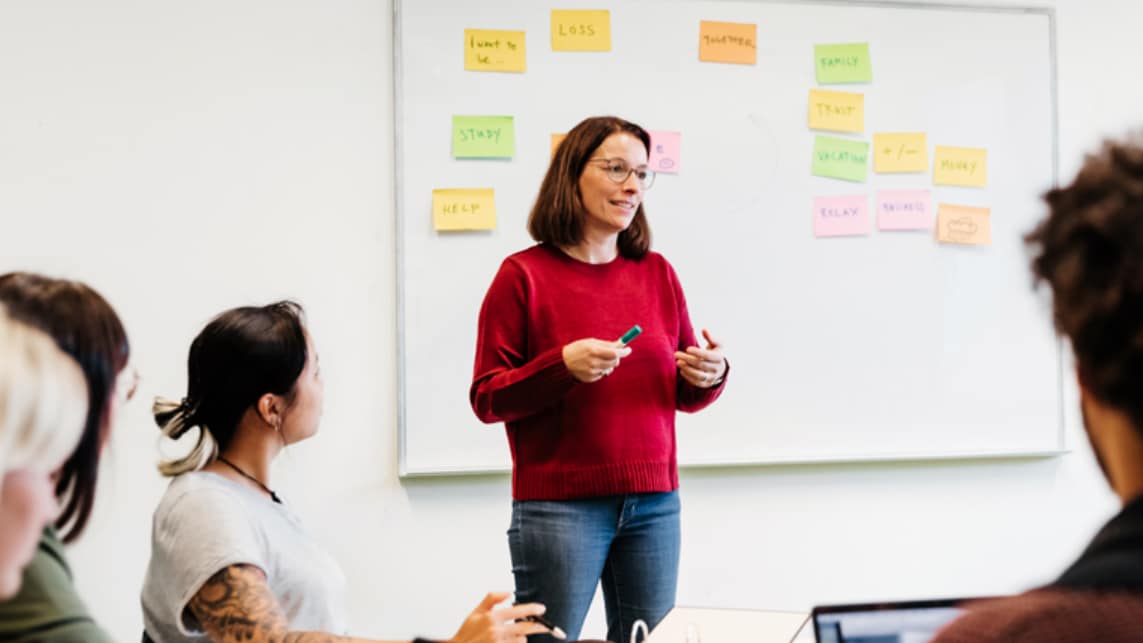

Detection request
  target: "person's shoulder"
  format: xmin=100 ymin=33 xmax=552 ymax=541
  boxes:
xmin=934 ymin=590 xmax=1143 ymax=643
xmin=154 ymin=472 xmax=248 ymax=523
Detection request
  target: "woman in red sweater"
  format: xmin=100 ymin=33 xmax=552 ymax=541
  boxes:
xmin=470 ymin=116 xmax=729 ymax=643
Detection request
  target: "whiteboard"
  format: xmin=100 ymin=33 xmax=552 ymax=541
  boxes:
xmin=395 ymin=0 xmax=1062 ymax=476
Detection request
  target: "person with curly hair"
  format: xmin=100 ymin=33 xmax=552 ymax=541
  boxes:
xmin=933 ymin=138 xmax=1143 ymax=642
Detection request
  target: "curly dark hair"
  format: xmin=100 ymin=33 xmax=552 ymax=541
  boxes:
xmin=1028 ymin=138 xmax=1143 ymax=428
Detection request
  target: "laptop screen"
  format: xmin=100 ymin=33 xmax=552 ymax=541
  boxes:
xmin=812 ymin=598 xmax=983 ymax=643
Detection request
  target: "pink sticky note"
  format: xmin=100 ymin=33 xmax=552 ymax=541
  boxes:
xmin=649 ymin=131 xmax=681 ymax=174
xmin=877 ymin=189 xmax=932 ymax=231
xmin=813 ymin=194 xmax=871 ymax=237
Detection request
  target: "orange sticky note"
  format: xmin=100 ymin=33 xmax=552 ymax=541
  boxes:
xmin=936 ymin=204 xmax=990 ymax=245
xmin=464 ymin=29 xmax=526 ymax=73
xmin=699 ymin=21 xmax=757 ymax=65
xmin=933 ymin=146 xmax=988 ymax=187
xmin=551 ymin=133 xmax=567 ymax=158
xmin=807 ymin=89 xmax=864 ymax=133
xmin=432 ymin=188 xmax=496 ymax=231
xmin=873 ymin=133 xmax=928 ymax=173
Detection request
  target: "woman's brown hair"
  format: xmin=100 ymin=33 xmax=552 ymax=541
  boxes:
xmin=528 ymin=115 xmax=652 ymax=259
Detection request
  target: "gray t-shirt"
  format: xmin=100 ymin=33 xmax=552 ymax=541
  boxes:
xmin=141 ymin=471 xmax=347 ymax=642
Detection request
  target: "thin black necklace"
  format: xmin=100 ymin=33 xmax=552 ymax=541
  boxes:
xmin=217 ymin=455 xmax=281 ymax=504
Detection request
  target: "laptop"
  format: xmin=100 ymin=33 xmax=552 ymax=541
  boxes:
xmin=810 ymin=597 xmax=989 ymax=643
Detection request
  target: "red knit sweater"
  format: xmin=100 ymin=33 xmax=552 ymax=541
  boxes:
xmin=470 ymin=244 xmax=725 ymax=500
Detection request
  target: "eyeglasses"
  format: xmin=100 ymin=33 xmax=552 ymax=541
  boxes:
xmin=588 ymin=158 xmax=656 ymax=190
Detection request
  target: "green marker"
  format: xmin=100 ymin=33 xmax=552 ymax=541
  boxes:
xmin=618 ymin=325 xmax=642 ymax=345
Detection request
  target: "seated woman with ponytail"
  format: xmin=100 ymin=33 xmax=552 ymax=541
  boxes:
xmin=141 ymin=301 xmax=551 ymax=643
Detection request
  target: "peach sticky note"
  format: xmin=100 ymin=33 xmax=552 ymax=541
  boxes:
xmin=808 ymin=89 xmax=864 ymax=133
xmin=813 ymin=194 xmax=871 ymax=237
xmin=551 ymin=10 xmax=611 ymax=51
xmin=550 ymin=133 xmax=567 ymax=158
xmin=432 ymin=188 xmax=496 ymax=231
xmin=933 ymin=146 xmax=988 ymax=187
xmin=649 ymin=131 xmax=681 ymax=174
xmin=699 ymin=21 xmax=757 ymax=65
xmin=877 ymin=190 xmax=932 ymax=231
xmin=464 ymin=29 xmax=526 ymax=73
xmin=936 ymin=203 xmax=991 ymax=245
xmin=873 ymin=133 xmax=928 ymax=173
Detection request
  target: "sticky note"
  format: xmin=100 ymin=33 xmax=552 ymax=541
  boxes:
xmin=649 ymin=131 xmax=681 ymax=174
xmin=452 ymin=116 xmax=515 ymax=158
xmin=808 ymin=89 xmax=864 ymax=133
xmin=873 ymin=133 xmax=928 ymax=173
xmin=936 ymin=204 xmax=991 ymax=245
xmin=551 ymin=10 xmax=611 ymax=51
xmin=699 ymin=21 xmax=757 ymax=65
xmin=813 ymin=194 xmax=871 ymax=237
xmin=551 ymin=133 xmax=567 ymax=158
xmin=877 ymin=190 xmax=933 ymax=231
xmin=432 ymin=188 xmax=496 ymax=231
xmin=812 ymin=135 xmax=869 ymax=183
xmin=933 ymin=146 xmax=988 ymax=187
xmin=814 ymin=43 xmax=872 ymax=84
xmin=464 ymin=29 xmax=526 ymax=72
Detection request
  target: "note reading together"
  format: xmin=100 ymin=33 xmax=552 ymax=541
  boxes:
xmin=464 ymin=29 xmax=526 ymax=72
xmin=551 ymin=10 xmax=611 ymax=51
xmin=877 ymin=190 xmax=932 ymax=231
xmin=873 ymin=133 xmax=927 ymax=173
xmin=814 ymin=43 xmax=872 ymax=84
xmin=936 ymin=204 xmax=991 ymax=245
xmin=813 ymin=194 xmax=871 ymax=237
xmin=812 ymin=135 xmax=869 ymax=183
xmin=649 ymin=131 xmax=681 ymax=174
xmin=432 ymin=188 xmax=496 ymax=231
xmin=699 ymin=21 xmax=757 ymax=65
xmin=808 ymin=89 xmax=864 ymax=133
xmin=933 ymin=146 xmax=988 ymax=187
xmin=452 ymin=116 xmax=514 ymax=158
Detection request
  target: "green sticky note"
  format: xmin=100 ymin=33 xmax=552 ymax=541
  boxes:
xmin=814 ymin=43 xmax=872 ymax=84
xmin=452 ymin=115 xmax=515 ymax=158
xmin=812 ymin=135 xmax=869 ymax=182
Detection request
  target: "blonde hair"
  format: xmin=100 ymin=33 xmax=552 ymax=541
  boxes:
xmin=0 ymin=307 xmax=89 ymax=477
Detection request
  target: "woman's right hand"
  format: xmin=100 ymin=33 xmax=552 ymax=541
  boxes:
xmin=562 ymin=339 xmax=632 ymax=383
xmin=450 ymin=592 xmax=551 ymax=643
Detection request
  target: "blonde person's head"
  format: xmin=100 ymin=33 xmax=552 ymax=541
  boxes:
xmin=0 ymin=307 xmax=88 ymax=599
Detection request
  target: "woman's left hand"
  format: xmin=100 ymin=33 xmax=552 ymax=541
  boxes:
xmin=675 ymin=329 xmax=727 ymax=389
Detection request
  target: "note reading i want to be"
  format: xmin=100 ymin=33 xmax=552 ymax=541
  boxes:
xmin=812 ymin=135 xmax=869 ymax=183
xmin=698 ymin=21 xmax=757 ymax=65
xmin=452 ymin=116 xmax=515 ymax=158
xmin=814 ymin=42 xmax=872 ymax=84
xmin=464 ymin=29 xmax=526 ymax=72
xmin=808 ymin=89 xmax=864 ymax=133
xmin=551 ymin=9 xmax=611 ymax=51
xmin=432 ymin=188 xmax=496 ymax=231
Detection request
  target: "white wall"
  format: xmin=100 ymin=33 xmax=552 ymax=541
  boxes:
xmin=1 ymin=1 xmax=1141 ymax=640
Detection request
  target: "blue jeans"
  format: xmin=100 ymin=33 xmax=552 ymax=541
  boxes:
xmin=508 ymin=491 xmax=680 ymax=643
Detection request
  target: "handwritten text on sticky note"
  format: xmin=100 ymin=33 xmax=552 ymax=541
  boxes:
xmin=877 ymin=190 xmax=932 ymax=231
xmin=814 ymin=43 xmax=872 ymax=84
xmin=551 ymin=10 xmax=611 ymax=51
xmin=813 ymin=194 xmax=871 ymax=237
xmin=464 ymin=29 xmax=526 ymax=72
xmin=808 ymin=89 xmax=864 ymax=133
xmin=452 ymin=116 xmax=515 ymax=158
xmin=649 ymin=131 xmax=681 ymax=174
xmin=812 ymin=135 xmax=869 ymax=183
xmin=936 ymin=203 xmax=991 ymax=245
xmin=873 ymin=133 xmax=928 ymax=173
xmin=933 ymin=146 xmax=988 ymax=187
xmin=699 ymin=21 xmax=757 ymax=65
xmin=432 ymin=188 xmax=496 ymax=231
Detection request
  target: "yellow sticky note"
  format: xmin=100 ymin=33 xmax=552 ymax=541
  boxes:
xmin=551 ymin=10 xmax=610 ymax=51
xmin=464 ymin=29 xmax=526 ymax=73
xmin=433 ymin=188 xmax=496 ymax=231
xmin=808 ymin=89 xmax=864 ymax=133
xmin=699 ymin=21 xmax=757 ymax=65
xmin=873 ymin=133 xmax=927 ymax=173
xmin=933 ymin=146 xmax=987 ymax=187
xmin=551 ymin=133 xmax=567 ymax=158
xmin=936 ymin=204 xmax=991 ymax=245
